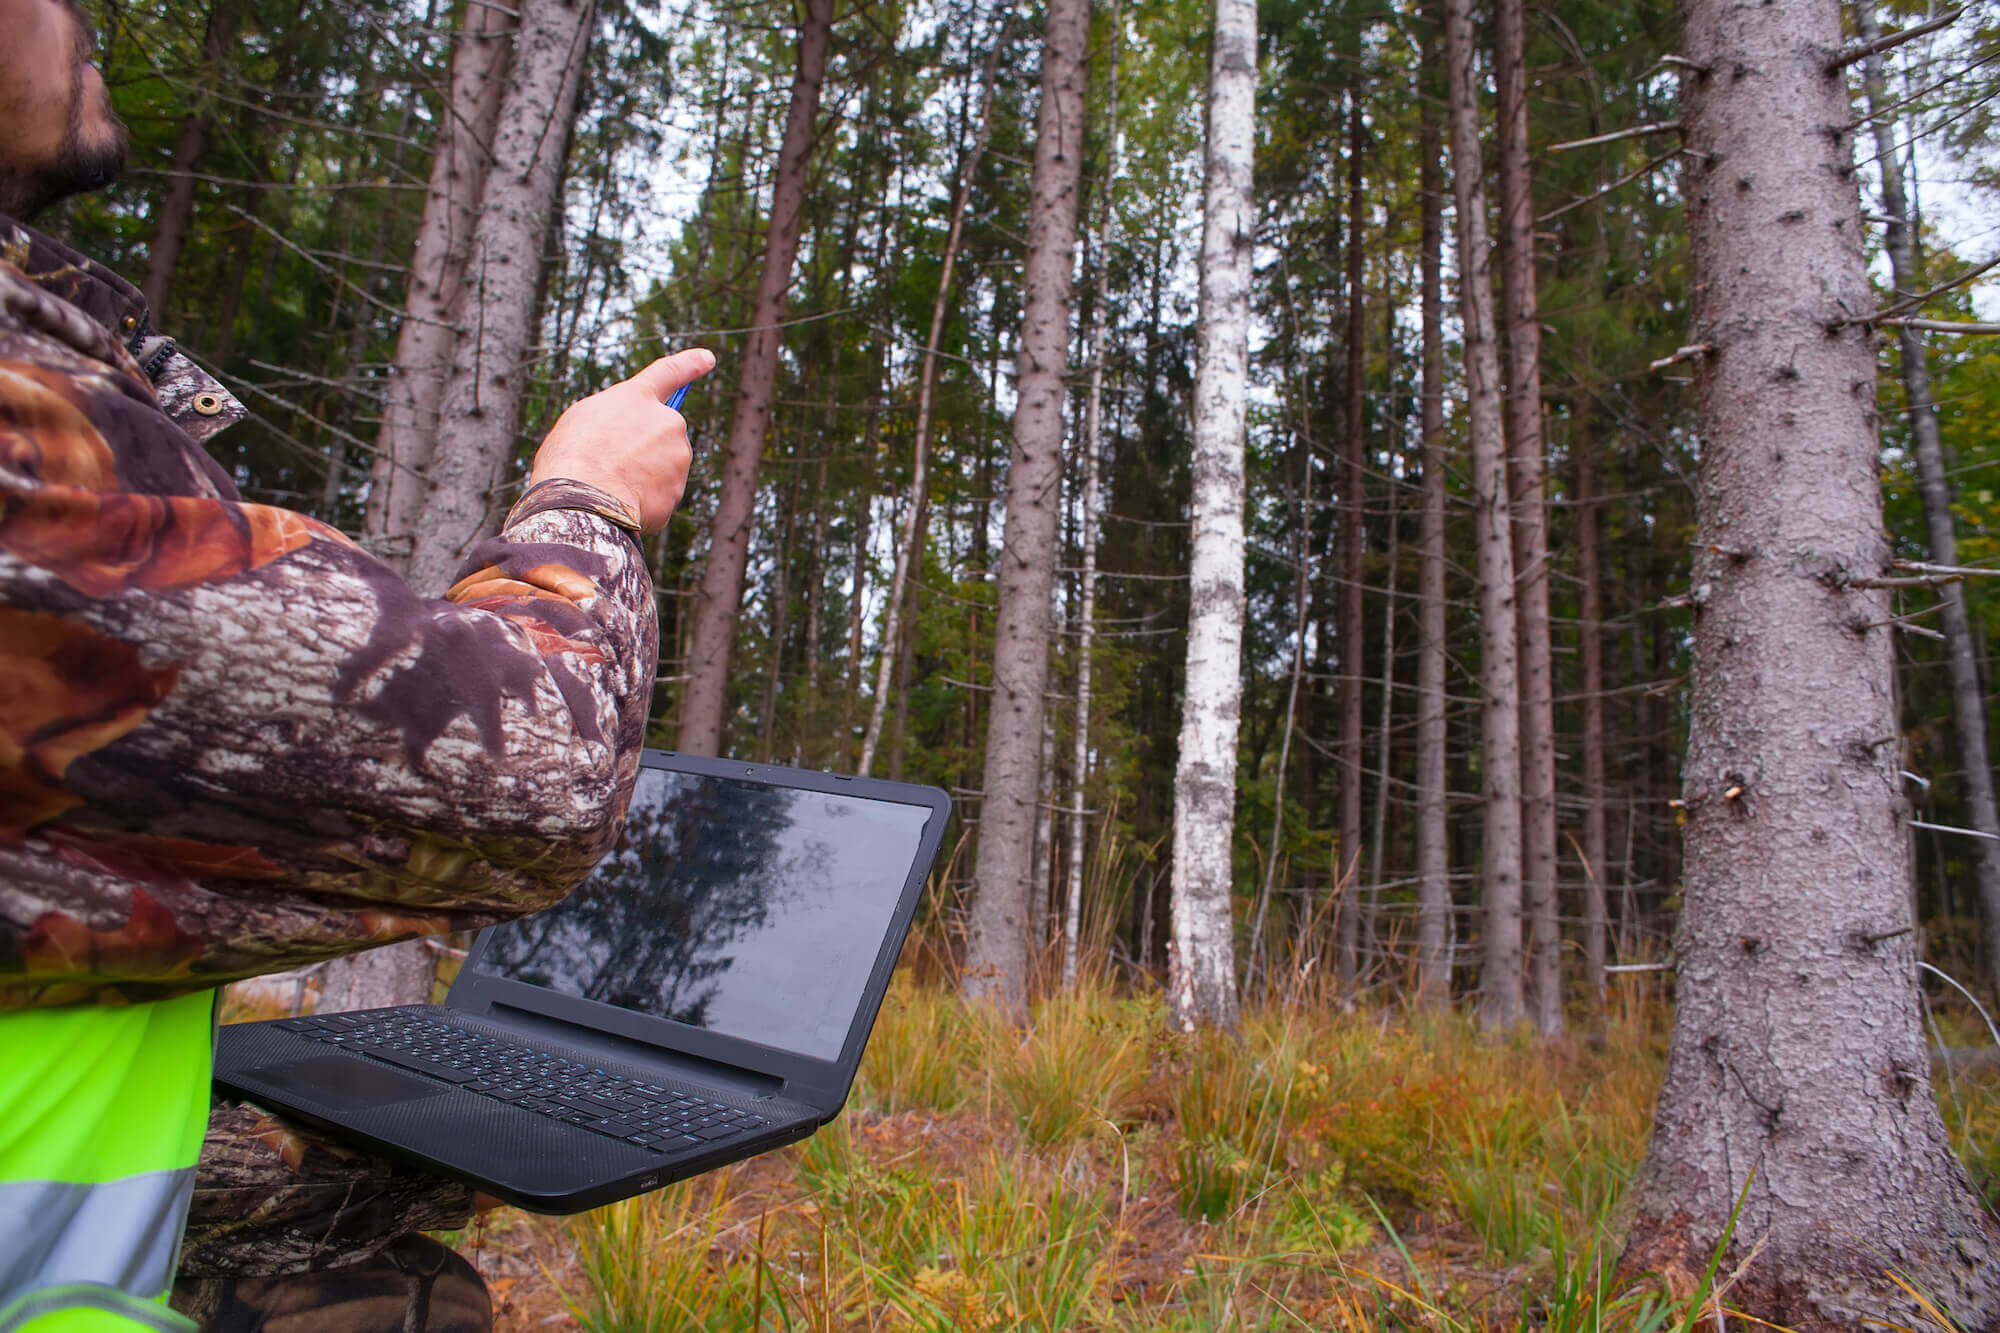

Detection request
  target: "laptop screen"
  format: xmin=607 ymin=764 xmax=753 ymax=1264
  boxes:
xmin=474 ymin=768 xmax=934 ymax=1062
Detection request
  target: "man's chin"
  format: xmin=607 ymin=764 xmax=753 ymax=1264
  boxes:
xmin=0 ymin=132 xmax=128 ymax=221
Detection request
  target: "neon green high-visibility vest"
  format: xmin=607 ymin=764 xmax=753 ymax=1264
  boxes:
xmin=0 ymin=993 xmax=211 ymax=1332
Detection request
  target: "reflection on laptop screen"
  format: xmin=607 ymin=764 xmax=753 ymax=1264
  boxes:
xmin=477 ymin=769 xmax=932 ymax=1062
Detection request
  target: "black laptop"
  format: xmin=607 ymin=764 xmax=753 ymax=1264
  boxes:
xmin=214 ymin=749 xmax=951 ymax=1213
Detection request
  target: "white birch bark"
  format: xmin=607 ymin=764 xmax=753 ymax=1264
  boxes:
xmin=1168 ymin=0 xmax=1255 ymax=1032
xmin=403 ymin=0 xmax=595 ymax=597
xmin=1443 ymin=0 xmax=1526 ymax=1030
xmin=963 ymin=0 xmax=1090 ymax=1020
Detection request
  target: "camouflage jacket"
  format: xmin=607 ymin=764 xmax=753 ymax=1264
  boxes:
xmin=0 ymin=217 xmax=659 ymax=1009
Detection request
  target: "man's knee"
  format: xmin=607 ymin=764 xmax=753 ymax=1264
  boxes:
xmin=169 ymin=1235 xmax=489 ymax=1333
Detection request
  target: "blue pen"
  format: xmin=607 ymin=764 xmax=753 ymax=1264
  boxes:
xmin=667 ymin=384 xmax=690 ymax=411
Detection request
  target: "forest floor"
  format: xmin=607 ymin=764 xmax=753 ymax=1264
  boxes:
xmin=388 ymin=975 xmax=2000 ymax=1332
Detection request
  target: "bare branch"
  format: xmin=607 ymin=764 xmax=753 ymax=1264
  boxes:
xmin=1872 ymin=252 xmax=2000 ymax=320
xmin=1878 ymin=316 xmax=2000 ymax=335
xmin=1538 ymin=148 xmax=1684 ymax=223
xmin=1649 ymin=342 xmax=1712 ymax=371
xmin=1892 ymin=559 xmax=2000 ymax=579
xmin=1827 ymin=8 xmax=1962 ymax=74
xmin=1549 ymin=121 xmax=1684 ymax=153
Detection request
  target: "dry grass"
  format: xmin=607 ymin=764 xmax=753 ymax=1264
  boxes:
xmin=455 ymin=974 xmax=1874 ymax=1330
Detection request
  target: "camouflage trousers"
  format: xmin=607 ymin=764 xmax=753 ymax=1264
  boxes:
xmin=168 ymin=1098 xmax=487 ymax=1330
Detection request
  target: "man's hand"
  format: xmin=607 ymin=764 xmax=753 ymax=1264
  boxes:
xmin=529 ymin=348 xmax=716 ymax=534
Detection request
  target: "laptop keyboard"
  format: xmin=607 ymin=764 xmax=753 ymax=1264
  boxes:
xmin=274 ymin=1013 xmax=771 ymax=1154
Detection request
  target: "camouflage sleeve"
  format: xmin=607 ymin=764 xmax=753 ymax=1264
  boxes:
xmin=0 ymin=263 xmax=661 ymax=1008
xmin=175 ymin=1097 xmax=476 ymax=1279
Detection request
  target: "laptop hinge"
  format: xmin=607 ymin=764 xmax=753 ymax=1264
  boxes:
xmin=484 ymin=1003 xmax=787 ymax=1100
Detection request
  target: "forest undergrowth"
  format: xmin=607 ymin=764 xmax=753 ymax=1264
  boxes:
xmin=417 ymin=971 xmax=2000 ymax=1332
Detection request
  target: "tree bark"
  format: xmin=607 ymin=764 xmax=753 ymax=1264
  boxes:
xmin=1622 ymin=0 xmax=2000 ymax=1318
xmin=963 ymin=0 xmax=1089 ymax=1020
xmin=676 ymin=0 xmax=834 ymax=756
xmin=1336 ymin=87 xmax=1367 ymax=993
xmin=142 ymin=0 xmax=235 ymax=319
xmin=1064 ymin=4 xmax=1119 ymax=991
xmin=366 ymin=0 xmax=514 ymax=566
xmin=1576 ymin=437 xmax=1609 ymax=1012
xmin=1168 ymin=0 xmax=1254 ymax=1032
xmin=1443 ymin=0 xmax=1525 ymax=1031
xmin=1415 ymin=7 xmax=1451 ymax=1010
xmin=1495 ymin=0 xmax=1562 ymax=1036
xmin=859 ymin=36 xmax=1000 ymax=777
xmin=1856 ymin=1 xmax=2000 ymax=988
xmin=402 ymin=0 xmax=595 ymax=598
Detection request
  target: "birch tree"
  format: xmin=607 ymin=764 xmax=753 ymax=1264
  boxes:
xmin=1168 ymin=0 xmax=1255 ymax=1032
xmin=677 ymin=0 xmax=834 ymax=757
xmin=1622 ymin=0 xmax=2000 ymax=1317
xmin=1443 ymin=0 xmax=1525 ymax=1030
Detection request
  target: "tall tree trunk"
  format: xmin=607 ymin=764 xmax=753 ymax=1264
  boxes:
xmin=963 ymin=0 xmax=1090 ymax=1020
xmin=676 ymin=0 xmax=834 ymax=756
xmin=1169 ymin=0 xmax=1254 ymax=1032
xmin=366 ymin=0 xmax=514 ymax=565
xmin=1336 ymin=87 xmax=1367 ymax=992
xmin=1621 ymin=0 xmax=2000 ymax=1318
xmin=143 ymin=0 xmax=234 ymax=318
xmin=1494 ymin=0 xmax=1562 ymax=1036
xmin=859 ymin=35 xmax=1001 ymax=776
xmin=1063 ymin=3 xmax=1120 ymax=991
xmin=1415 ymin=8 xmax=1451 ymax=1009
xmin=1576 ymin=435 xmax=1609 ymax=1012
xmin=1857 ymin=2 xmax=2000 ymax=986
xmin=403 ymin=0 xmax=595 ymax=597
xmin=320 ymin=0 xmax=580 ymax=1008
xmin=1444 ymin=0 xmax=1525 ymax=1031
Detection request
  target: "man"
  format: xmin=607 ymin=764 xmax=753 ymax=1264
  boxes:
xmin=0 ymin=0 xmax=711 ymax=1326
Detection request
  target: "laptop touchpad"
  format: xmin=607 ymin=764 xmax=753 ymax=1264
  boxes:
xmin=245 ymin=1056 xmax=454 ymax=1111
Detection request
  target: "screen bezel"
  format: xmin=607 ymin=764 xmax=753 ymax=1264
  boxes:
xmin=447 ymin=749 xmax=951 ymax=1110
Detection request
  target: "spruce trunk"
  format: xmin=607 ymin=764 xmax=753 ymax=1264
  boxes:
xmin=1622 ymin=0 xmax=2000 ymax=1318
xmin=1415 ymin=8 xmax=1451 ymax=1009
xmin=676 ymin=0 xmax=833 ymax=757
xmin=964 ymin=0 xmax=1089 ymax=1021
xmin=1443 ymin=0 xmax=1525 ymax=1030
xmin=365 ymin=0 xmax=514 ymax=565
xmin=1495 ymin=0 xmax=1561 ymax=1036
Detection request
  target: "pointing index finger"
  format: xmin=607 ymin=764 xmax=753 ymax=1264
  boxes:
xmin=628 ymin=347 xmax=716 ymax=405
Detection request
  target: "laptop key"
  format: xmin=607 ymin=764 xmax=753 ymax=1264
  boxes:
xmin=364 ymin=1049 xmax=477 ymax=1084
xmin=694 ymin=1124 xmax=739 ymax=1141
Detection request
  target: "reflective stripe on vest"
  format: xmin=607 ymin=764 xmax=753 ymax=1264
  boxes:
xmin=0 ymin=1173 xmax=194 ymax=1306
xmin=1 ymin=993 xmax=212 ymax=1332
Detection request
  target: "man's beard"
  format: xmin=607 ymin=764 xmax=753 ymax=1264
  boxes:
xmin=0 ymin=74 xmax=128 ymax=220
